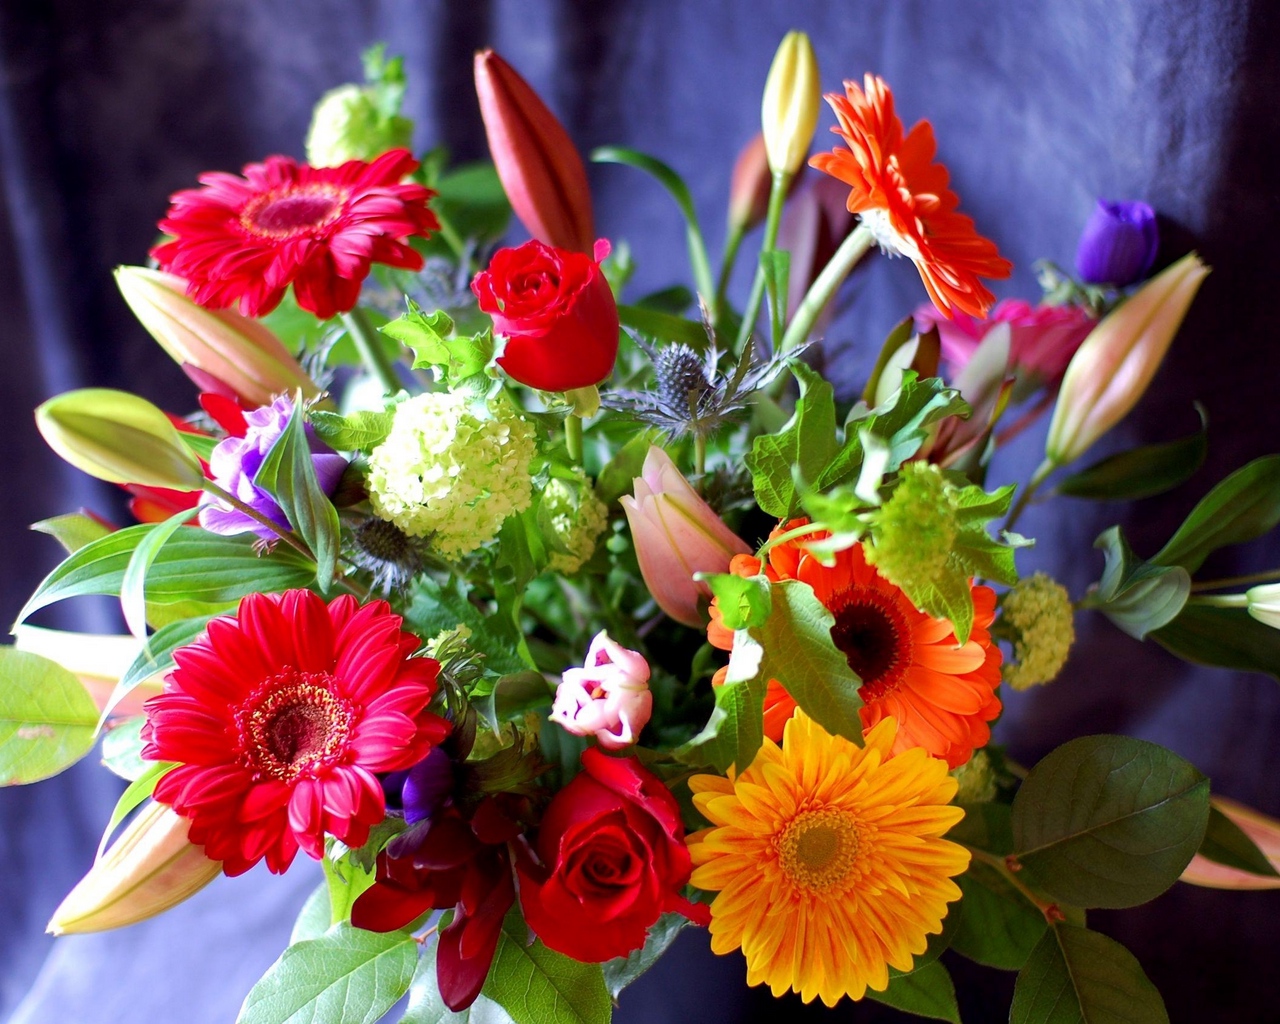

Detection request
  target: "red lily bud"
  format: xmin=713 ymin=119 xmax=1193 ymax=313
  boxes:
xmin=474 ymin=49 xmax=594 ymax=253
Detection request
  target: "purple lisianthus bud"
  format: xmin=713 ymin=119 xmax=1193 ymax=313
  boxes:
xmin=1075 ymin=199 xmax=1159 ymax=287
xmin=198 ymin=394 xmax=347 ymax=539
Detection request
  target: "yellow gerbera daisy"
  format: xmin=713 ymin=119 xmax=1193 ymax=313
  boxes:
xmin=687 ymin=713 xmax=969 ymax=1007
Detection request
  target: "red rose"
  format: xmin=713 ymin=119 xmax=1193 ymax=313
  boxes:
xmin=517 ymin=748 xmax=710 ymax=962
xmin=471 ymin=238 xmax=619 ymax=391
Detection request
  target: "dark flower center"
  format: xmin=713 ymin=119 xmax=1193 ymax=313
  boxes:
xmin=828 ymin=585 xmax=911 ymax=697
xmin=242 ymin=186 xmax=345 ymax=238
xmin=238 ymin=670 xmax=354 ymax=780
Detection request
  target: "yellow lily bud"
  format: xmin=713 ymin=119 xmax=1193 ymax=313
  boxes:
xmin=1045 ymin=252 xmax=1209 ymax=466
xmin=36 ymin=388 xmax=205 ymax=490
xmin=115 ymin=266 xmax=319 ymax=407
xmin=48 ymin=801 xmax=222 ymax=934
xmin=761 ymin=31 xmax=821 ymax=177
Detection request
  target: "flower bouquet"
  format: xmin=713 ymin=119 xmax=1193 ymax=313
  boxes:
xmin=6 ymin=33 xmax=1280 ymax=1024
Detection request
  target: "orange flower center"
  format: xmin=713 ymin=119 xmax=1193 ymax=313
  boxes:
xmin=241 ymin=184 xmax=347 ymax=238
xmin=237 ymin=670 xmax=355 ymax=780
xmin=828 ymin=585 xmax=912 ymax=697
xmin=774 ymin=807 xmax=863 ymax=892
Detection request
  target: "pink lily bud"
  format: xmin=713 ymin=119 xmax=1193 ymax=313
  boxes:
xmin=619 ymin=446 xmax=751 ymax=627
xmin=550 ymin=631 xmax=653 ymax=750
xmin=474 ymin=49 xmax=595 ymax=254
xmin=728 ymin=134 xmax=772 ymax=233
xmin=1180 ymin=797 xmax=1280 ymax=890
xmin=47 ymin=801 xmax=222 ymax=934
xmin=1045 ymin=252 xmax=1208 ymax=466
xmin=115 ymin=266 xmax=320 ymax=408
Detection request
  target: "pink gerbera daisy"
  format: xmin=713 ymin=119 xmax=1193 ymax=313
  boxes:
xmin=151 ymin=149 xmax=439 ymax=319
xmin=141 ymin=590 xmax=450 ymax=875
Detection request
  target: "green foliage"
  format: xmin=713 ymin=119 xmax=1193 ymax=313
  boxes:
xmin=401 ymin=942 xmax=515 ymax=1024
xmin=31 ymin=512 xmax=112 ymax=554
xmin=429 ymin=161 xmax=512 ymax=246
xmin=1010 ymin=925 xmax=1168 ymax=1024
xmin=1152 ymin=602 xmax=1280 ymax=680
xmin=237 ymin=923 xmax=418 ymax=1024
xmin=1089 ymin=526 xmax=1190 ymax=640
xmin=382 ymin=302 xmax=495 ymax=385
xmin=290 ymin=884 xmax=332 ymax=946
xmin=110 ymin=615 xmax=215 ymax=720
xmin=602 ymin=913 xmax=690 ymax=999
xmin=1198 ymin=803 xmax=1280 ymax=877
xmin=97 ymin=764 xmax=170 ymax=858
xmin=101 ymin=715 xmax=147 ymax=781
xmin=322 ymin=847 xmax=376 ymax=926
xmin=0 ymin=648 xmax=100 ymax=785
xmin=594 ymin=427 xmax=663 ymax=505
xmin=616 ymin=305 xmax=709 ymax=349
xmin=951 ymin=864 xmax=1048 ymax=970
xmin=309 ymin=408 xmax=395 ymax=453
xmin=1056 ymin=404 xmax=1207 ymax=500
xmin=404 ymin=578 xmax=527 ymax=679
xmin=699 ymin=572 xmax=771 ymax=631
xmin=746 ymin=361 xmax=837 ymax=517
xmin=480 ymin=911 xmax=611 ymax=1024
xmin=867 ymin=961 xmax=961 ymax=1023
xmin=121 ymin=509 xmax=192 ymax=638
xmin=1011 ymin=735 xmax=1210 ymax=908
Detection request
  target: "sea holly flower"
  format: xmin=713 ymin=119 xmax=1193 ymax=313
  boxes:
xmin=761 ymin=31 xmax=821 ymax=177
xmin=365 ymin=392 xmax=536 ymax=559
xmin=687 ymin=713 xmax=968 ymax=1006
xmin=152 ymin=149 xmax=438 ymax=319
xmin=141 ymin=590 xmax=450 ymax=876
xmin=1000 ymin=573 xmax=1075 ymax=689
xmin=810 ymin=74 xmax=1011 ymax=318
xmin=347 ymin=516 xmax=428 ymax=595
xmin=620 ymin=446 xmax=751 ymax=627
xmin=708 ymin=519 xmax=1002 ymax=768
xmin=199 ymin=395 xmax=347 ymax=540
xmin=1075 ymin=199 xmax=1159 ymax=287
xmin=550 ymin=631 xmax=653 ymax=750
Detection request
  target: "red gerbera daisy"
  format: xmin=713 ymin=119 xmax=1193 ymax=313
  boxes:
xmin=810 ymin=75 xmax=1011 ymax=319
xmin=708 ymin=520 xmax=1002 ymax=768
xmin=141 ymin=590 xmax=450 ymax=876
xmin=151 ymin=149 xmax=439 ymax=319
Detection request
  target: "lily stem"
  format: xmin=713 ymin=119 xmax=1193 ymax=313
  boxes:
xmin=777 ymin=223 xmax=875 ymax=356
xmin=341 ymin=308 xmax=402 ymax=396
xmin=734 ymin=170 xmax=791 ymax=355
xmin=1188 ymin=593 xmax=1249 ymax=608
xmin=694 ymin=433 xmax=707 ymax=477
xmin=1005 ymin=459 xmax=1055 ymax=534
xmin=1190 ymin=569 xmax=1280 ymax=593
xmin=714 ymin=222 xmax=746 ymax=329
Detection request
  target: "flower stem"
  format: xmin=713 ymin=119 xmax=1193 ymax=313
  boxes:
xmin=734 ymin=170 xmax=791 ymax=355
xmin=201 ymin=481 xmax=314 ymax=561
xmin=1005 ymin=459 xmax=1055 ymax=534
xmin=1188 ymin=593 xmax=1249 ymax=608
xmin=778 ymin=223 xmax=874 ymax=356
xmin=565 ymin=413 xmax=584 ymax=465
xmin=714 ymin=222 xmax=746 ymax=328
xmin=1191 ymin=569 xmax=1280 ymax=593
xmin=341 ymin=308 xmax=402 ymax=396
xmin=964 ymin=845 xmax=1064 ymax=922
xmin=694 ymin=433 xmax=707 ymax=476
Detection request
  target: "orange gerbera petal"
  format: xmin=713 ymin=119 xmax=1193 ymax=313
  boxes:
xmin=809 ymin=74 xmax=1011 ymax=319
xmin=708 ymin=519 xmax=1001 ymax=768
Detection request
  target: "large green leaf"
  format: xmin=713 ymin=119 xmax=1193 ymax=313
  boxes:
xmin=1197 ymin=803 xmax=1280 ymax=877
xmin=1153 ymin=454 xmax=1280 ymax=572
xmin=309 ymin=409 xmax=395 ymax=453
xmin=481 ymin=912 xmax=611 ymax=1024
xmin=31 ymin=512 xmax=113 ymax=553
xmin=1057 ymin=405 xmax=1207 ymax=501
xmin=1152 ymin=603 xmax=1280 ymax=681
xmin=289 ymin=884 xmax=332 ymax=945
xmin=120 ymin=509 xmax=192 ymax=639
xmin=1011 ymin=735 xmax=1210 ymax=908
xmin=867 ymin=961 xmax=961 ymax=1023
xmin=101 ymin=715 xmax=147 ymax=781
xmin=746 ymin=362 xmax=838 ymax=518
xmin=950 ymin=862 xmax=1048 ymax=970
xmin=401 ymin=941 xmax=515 ymax=1024
xmin=1089 ymin=526 xmax=1189 ymax=640
xmin=602 ymin=913 xmax=690 ymax=999
xmin=0 ymin=648 xmax=100 ymax=784
xmin=1010 ymin=925 xmax=1168 ymax=1024
xmin=237 ymin=923 xmax=418 ymax=1024
xmin=673 ymin=633 xmax=767 ymax=773
xmin=431 ymin=161 xmax=512 ymax=244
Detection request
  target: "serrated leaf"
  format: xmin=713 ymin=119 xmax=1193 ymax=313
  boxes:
xmin=1011 ymin=735 xmax=1210 ymax=908
xmin=602 ymin=912 xmax=689 ymax=999
xmin=1010 ymin=925 xmax=1168 ymax=1024
xmin=746 ymin=362 xmax=838 ymax=517
xmin=867 ymin=961 xmax=961 ymax=1023
xmin=902 ymin=559 xmax=976 ymax=646
xmin=481 ymin=912 xmax=610 ymax=1024
xmin=31 ymin=512 xmax=113 ymax=553
xmin=0 ymin=647 xmax=101 ymax=784
xmin=950 ymin=862 xmax=1047 ymax=970
xmin=698 ymin=573 xmax=771 ymax=630
xmin=403 ymin=578 xmax=527 ymax=677
xmin=1153 ymin=454 xmax=1280 ymax=572
xmin=309 ymin=409 xmax=396 ymax=452
xmin=383 ymin=302 xmax=494 ymax=383
xmin=1152 ymin=602 xmax=1280 ymax=681
xmin=1057 ymin=406 xmax=1207 ymax=500
xmin=237 ymin=923 xmax=418 ymax=1024
xmin=1090 ymin=526 xmax=1190 ymax=639
xmin=673 ymin=634 xmax=767 ymax=773
xmin=1197 ymin=802 xmax=1280 ymax=877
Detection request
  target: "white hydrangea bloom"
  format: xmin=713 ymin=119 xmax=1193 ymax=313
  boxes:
xmin=541 ymin=473 xmax=609 ymax=575
xmin=366 ymin=392 xmax=536 ymax=559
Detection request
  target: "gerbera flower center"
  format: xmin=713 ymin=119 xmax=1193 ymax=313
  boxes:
xmin=828 ymin=585 xmax=912 ymax=697
xmin=774 ymin=807 xmax=862 ymax=892
xmin=241 ymin=185 xmax=347 ymax=238
xmin=237 ymin=670 xmax=355 ymax=780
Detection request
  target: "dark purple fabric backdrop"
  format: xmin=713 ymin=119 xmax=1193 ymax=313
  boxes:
xmin=2 ymin=1 xmax=1278 ymax=1021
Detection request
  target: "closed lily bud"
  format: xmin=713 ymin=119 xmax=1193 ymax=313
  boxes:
xmin=728 ymin=133 xmax=773 ymax=233
xmin=48 ymin=801 xmax=222 ymax=934
xmin=550 ymin=631 xmax=653 ymax=750
xmin=1045 ymin=252 xmax=1209 ymax=466
xmin=1246 ymin=583 xmax=1280 ymax=629
xmin=474 ymin=49 xmax=594 ymax=253
xmin=1181 ymin=797 xmax=1280 ymax=890
xmin=620 ymin=446 xmax=751 ymax=627
xmin=115 ymin=266 xmax=319 ymax=408
xmin=12 ymin=626 xmax=162 ymax=718
xmin=1075 ymin=199 xmax=1159 ymax=287
xmin=761 ymin=31 xmax=821 ymax=176
xmin=36 ymin=388 xmax=205 ymax=491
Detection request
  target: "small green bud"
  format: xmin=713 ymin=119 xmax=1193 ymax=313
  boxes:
xmin=951 ymin=749 xmax=998 ymax=805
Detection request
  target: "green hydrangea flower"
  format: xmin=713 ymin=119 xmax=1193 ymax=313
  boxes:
xmin=950 ymin=748 xmax=998 ymax=805
xmin=306 ymin=83 xmax=414 ymax=167
xmin=1002 ymin=573 xmax=1075 ymax=690
xmin=864 ymin=462 xmax=958 ymax=595
xmin=539 ymin=472 xmax=609 ymax=574
xmin=367 ymin=392 xmax=535 ymax=559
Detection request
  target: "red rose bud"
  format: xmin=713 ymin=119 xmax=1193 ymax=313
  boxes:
xmin=474 ymin=49 xmax=594 ymax=253
xmin=471 ymin=239 xmax=619 ymax=391
xmin=517 ymin=748 xmax=709 ymax=963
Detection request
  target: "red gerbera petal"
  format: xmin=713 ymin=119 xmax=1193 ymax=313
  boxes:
xmin=151 ymin=149 xmax=440 ymax=319
xmin=142 ymin=590 xmax=448 ymax=875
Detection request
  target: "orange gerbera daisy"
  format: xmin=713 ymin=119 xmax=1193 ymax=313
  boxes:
xmin=809 ymin=74 xmax=1011 ymax=319
xmin=688 ymin=712 xmax=969 ymax=1005
xmin=708 ymin=519 xmax=1002 ymax=768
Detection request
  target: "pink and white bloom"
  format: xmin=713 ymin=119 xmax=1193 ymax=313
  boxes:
xmin=1181 ymin=796 xmax=1280 ymax=890
xmin=550 ymin=632 xmax=652 ymax=750
xmin=620 ymin=446 xmax=751 ymax=627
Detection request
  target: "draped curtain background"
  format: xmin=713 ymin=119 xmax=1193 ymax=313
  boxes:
xmin=1 ymin=1 xmax=1277 ymax=1021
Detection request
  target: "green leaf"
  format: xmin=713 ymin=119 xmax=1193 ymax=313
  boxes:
xmin=902 ymin=562 xmax=977 ymax=648
xmin=1153 ymin=454 xmax=1280 ymax=572
xmin=481 ymin=912 xmax=611 ymax=1024
xmin=616 ymin=305 xmax=709 ymax=349
xmin=237 ymin=923 xmax=418 ymax=1024
xmin=746 ymin=361 xmax=838 ymax=517
xmin=602 ymin=913 xmax=689 ymax=999
xmin=760 ymin=249 xmax=791 ymax=342
xmin=1057 ymin=405 xmax=1207 ymax=500
xmin=673 ymin=633 xmax=767 ymax=773
xmin=322 ymin=849 xmax=376 ymax=927
xmin=948 ymin=802 xmax=1016 ymax=856
xmin=309 ymin=409 xmax=395 ymax=453
xmin=1011 ymin=735 xmax=1211 ymax=908
xmin=290 ymin=884 xmax=333 ymax=946
xmin=401 ymin=940 xmax=515 ymax=1024
xmin=120 ymin=509 xmax=192 ymax=639
xmin=594 ymin=427 xmax=663 ymax=505
xmin=431 ymin=161 xmax=512 ymax=244
xmin=403 ymin=578 xmax=527 ymax=677
xmin=383 ymin=302 xmax=495 ymax=384
xmin=951 ymin=862 xmax=1048 ymax=970
xmin=255 ymin=399 xmax=342 ymax=592
xmin=1198 ymin=803 xmax=1280 ymax=877
xmin=97 ymin=763 xmax=171 ymax=859
xmin=110 ymin=615 xmax=215 ymax=721
xmin=1090 ymin=526 xmax=1189 ymax=640
xmin=867 ymin=961 xmax=960 ymax=1023
xmin=698 ymin=572 xmax=772 ymax=631
xmin=0 ymin=648 xmax=100 ymax=784
xmin=474 ymin=671 xmax=555 ymax=735
xmin=31 ymin=512 xmax=112 ymax=554
xmin=1010 ymin=925 xmax=1168 ymax=1024
xmin=1152 ymin=602 xmax=1280 ymax=681
xmin=101 ymin=715 xmax=148 ymax=781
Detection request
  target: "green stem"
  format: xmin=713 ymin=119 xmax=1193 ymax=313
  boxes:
xmin=694 ymin=433 xmax=707 ymax=477
xmin=431 ymin=208 xmax=467 ymax=260
xmin=733 ymin=170 xmax=791 ymax=354
xmin=714 ymin=222 xmax=746 ymax=327
xmin=964 ymin=846 xmax=1062 ymax=921
xmin=755 ymin=520 xmax=829 ymax=560
xmin=565 ymin=413 xmax=584 ymax=465
xmin=1005 ymin=459 xmax=1055 ymax=534
xmin=1189 ymin=593 xmax=1249 ymax=608
xmin=777 ymin=223 xmax=875 ymax=356
xmin=340 ymin=308 xmax=401 ymax=396
xmin=686 ymin=222 xmax=718 ymax=325
xmin=201 ymin=481 xmax=314 ymax=561
xmin=1190 ymin=569 xmax=1280 ymax=593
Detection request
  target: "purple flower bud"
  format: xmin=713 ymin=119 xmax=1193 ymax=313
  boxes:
xmin=1075 ymin=200 xmax=1159 ymax=287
